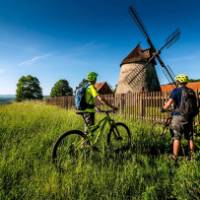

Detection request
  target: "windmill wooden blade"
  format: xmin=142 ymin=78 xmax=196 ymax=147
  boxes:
xmin=166 ymin=65 xmax=175 ymax=78
xmin=160 ymin=65 xmax=176 ymax=84
xmin=160 ymin=29 xmax=181 ymax=51
xmin=126 ymin=48 xmax=160 ymax=86
xmin=128 ymin=4 xmax=177 ymax=87
xmin=126 ymin=48 xmax=176 ymax=86
xmin=126 ymin=64 xmax=146 ymax=88
xmin=165 ymin=29 xmax=181 ymax=49
xmin=129 ymin=5 xmax=156 ymax=50
xmin=151 ymin=29 xmax=180 ymax=84
xmin=154 ymin=54 xmax=175 ymax=84
xmin=147 ymin=30 xmax=180 ymax=85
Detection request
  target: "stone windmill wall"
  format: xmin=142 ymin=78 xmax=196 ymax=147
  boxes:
xmin=115 ymin=45 xmax=160 ymax=94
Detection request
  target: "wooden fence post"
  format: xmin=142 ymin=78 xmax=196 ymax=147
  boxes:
xmin=140 ymin=92 xmax=145 ymax=119
xmin=46 ymin=91 xmax=200 ymax=123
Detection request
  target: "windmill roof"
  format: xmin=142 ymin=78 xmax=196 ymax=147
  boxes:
xmin=120 ymin=44 xmax=152 ymax=66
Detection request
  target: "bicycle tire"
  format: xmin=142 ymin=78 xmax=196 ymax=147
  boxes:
xmin=193 ymin=124 xmax=200 ymax=150
xmin=151 ymin=121 xmax=188 ymax=157
xmin=194 ymin=124 xmax=200 ymax=137
xmin=107 ymin=122 xmax=131 ymax=152
xmin=52 ymin=130 xmax=88 ymax=171
xmin=151 ymin=121 xmax=169 ymax=138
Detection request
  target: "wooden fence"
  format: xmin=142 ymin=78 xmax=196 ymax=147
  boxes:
xmin=46 ymin=91 xmax=200 ymax=123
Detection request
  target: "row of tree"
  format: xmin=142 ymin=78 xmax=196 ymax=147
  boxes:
xmin=16 ymin=75 xmax=73 ymax=101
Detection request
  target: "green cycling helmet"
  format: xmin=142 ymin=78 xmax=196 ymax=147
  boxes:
xmin=175 ymin=74 xmax=189 ymax=83
xmin=87 ymin=72 xmax=98 ymax=82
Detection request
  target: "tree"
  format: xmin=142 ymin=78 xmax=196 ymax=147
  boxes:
xmin=50 ymin=79 xmax=73 ymax=97
xmin=16 ymin=75 xmax=43 ymax=101
xmin=189 ymin=79 xmax=200 ymax=82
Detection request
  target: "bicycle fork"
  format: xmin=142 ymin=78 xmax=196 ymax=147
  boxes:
xmin=109 ymin=121 xmax=123 ymax=141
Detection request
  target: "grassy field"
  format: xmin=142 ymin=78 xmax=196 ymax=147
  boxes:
xmin=0 ymin=102 xmax=200 ymax=200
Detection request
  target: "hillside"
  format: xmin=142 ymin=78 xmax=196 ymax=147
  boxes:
xmin=0 ymin=102 xmax=199 ymax=200
xmin=0 ymin=95 xmax=15 ymax=104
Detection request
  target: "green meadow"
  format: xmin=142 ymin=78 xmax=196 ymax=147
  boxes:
xmin=0 ymin=102 xmax=200 ymax=200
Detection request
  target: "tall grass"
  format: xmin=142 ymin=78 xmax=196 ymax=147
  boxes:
xmin=0 ymin=102 xmax=200 ymax=200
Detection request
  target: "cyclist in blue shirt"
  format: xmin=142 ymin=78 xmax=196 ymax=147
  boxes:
xmin=161 ymin=74 xmax=195 ymax=161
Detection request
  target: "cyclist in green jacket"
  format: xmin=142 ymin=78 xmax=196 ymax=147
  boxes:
xmin=82 ymin=72 xmax=117 ymax=130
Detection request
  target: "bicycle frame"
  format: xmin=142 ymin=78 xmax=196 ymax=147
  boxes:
xmin=85 ymin=112 xmax=115 ymax=145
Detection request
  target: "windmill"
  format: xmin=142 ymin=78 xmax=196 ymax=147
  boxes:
xmin=115 ymin=4 xmax=180 ymax=94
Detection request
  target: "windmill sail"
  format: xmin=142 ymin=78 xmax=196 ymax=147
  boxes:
xmin=160 ymin=65 xmax=176 ymax=84
xmin=129 ymin=6 xmax=154 ymax=49
xmin=126 ymin=63 xmax=145 ymax=87
xmin=116 ymin=45 xmax=160 ymax=94
xmin=126 ymin=29 xmax=180 ymax=87
xmin=127 ymin=5 xmax=180 ymax=86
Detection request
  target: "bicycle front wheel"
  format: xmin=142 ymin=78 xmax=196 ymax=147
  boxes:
xmin=52 ymin=130 xmax=89 ymax=171
xmin=107 ymin=122 xmax=131 ymax=152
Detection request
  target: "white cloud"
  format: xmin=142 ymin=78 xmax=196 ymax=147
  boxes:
xmin=19 ymin=53 xmax=51 ymax=66
xmin=65 ymin=41 xmax=104 ymax=57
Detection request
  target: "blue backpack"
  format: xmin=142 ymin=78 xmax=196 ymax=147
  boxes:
xmin=75 ymin=82 xmax=90 ymax=110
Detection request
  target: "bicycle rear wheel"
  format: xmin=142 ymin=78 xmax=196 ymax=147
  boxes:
xmin=107 ymin=122 xmax=131 ymax=152
xmin=193 ymin=124 xmax=200 ymax=150
xmin=52 ymin=130 xmax=89 ymax=171
xmin=151 ymin=121 xmax=170 ymax=139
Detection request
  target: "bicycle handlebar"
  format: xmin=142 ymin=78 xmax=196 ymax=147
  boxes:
xmin=161 ymin=108 xmax=174 ymax=113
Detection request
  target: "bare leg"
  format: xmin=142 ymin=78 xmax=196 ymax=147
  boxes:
xmin=173 ymin=139 xmax=180 ymax=160
xmin=188 ymin=139 xmax=194 ymax=159
xmin=83 ymin=113 xmax=95 ymax=134
xmin=188 ymin=139 xmax=194 ymax=152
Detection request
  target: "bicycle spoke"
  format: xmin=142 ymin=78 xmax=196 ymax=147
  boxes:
xmin=108 ymin=123 xmax=131 ymax=152
xmin=52 ymin=130 xmax=89 ymax=171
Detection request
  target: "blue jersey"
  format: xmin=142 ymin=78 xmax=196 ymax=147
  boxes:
xmin=170 ymin=87 xmax=184 ymax=115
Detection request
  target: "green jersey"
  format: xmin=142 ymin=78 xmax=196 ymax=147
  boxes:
xmin=84 ymin=84 xmax=98 ymax=112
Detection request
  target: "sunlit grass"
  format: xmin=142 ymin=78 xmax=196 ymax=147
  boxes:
xmin=0 ymin=102 xmax=199 ymax=200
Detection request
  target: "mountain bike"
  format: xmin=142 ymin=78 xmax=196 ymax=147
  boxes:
xmin=52 ymin=110 xmax=131 ymax=170
xmin=151 ymin=114 xmax=200 ymax=159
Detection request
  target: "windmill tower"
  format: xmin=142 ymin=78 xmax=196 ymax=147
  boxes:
xmin=115 ymin=44 xmax=160 ymax=94
xmin=115 ymin=5 xmax=180 ymax=94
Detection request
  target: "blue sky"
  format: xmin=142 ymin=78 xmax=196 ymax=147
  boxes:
xmin=0 ymin=0 xmax=200 ymax=95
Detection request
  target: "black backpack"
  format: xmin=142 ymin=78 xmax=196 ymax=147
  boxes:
xmin=177 ymin=87 xmax=199 ymax=119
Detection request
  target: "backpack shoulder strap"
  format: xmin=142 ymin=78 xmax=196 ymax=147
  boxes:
xmin=85 ymin=82 xmax=90 ymax=89
xmin=178 ymin=87 xmax=185 ymax=109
